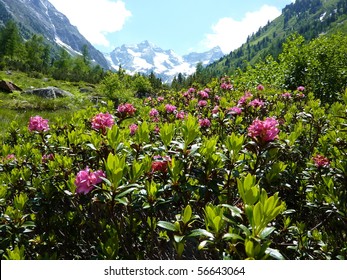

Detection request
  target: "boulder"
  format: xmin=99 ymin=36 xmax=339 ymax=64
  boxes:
xmin=0 ymin=80 xmax=22 ymax=93
xmin=24 ymin=86 xmax=73 ymax=98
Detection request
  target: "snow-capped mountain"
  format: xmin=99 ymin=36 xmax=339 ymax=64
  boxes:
xmin=0 ymin=0 xmax=109 ymax=69
xmin=106 ymin=41 xmax=224 ymax=83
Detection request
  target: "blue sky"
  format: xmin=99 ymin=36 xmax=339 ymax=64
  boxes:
xmin=49 ymin=0 xmax=294 ymax=55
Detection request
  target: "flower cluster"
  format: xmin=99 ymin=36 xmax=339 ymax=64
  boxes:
xmin=74 ymin=167 xmax=105 ymax=194
xmin=249 ymin=98 xmax=264 ymax=108
xmin=151 ymin=156 xmax=171 ymax=173
xmin=117 ymin=103 xmax=137 ymax=116
xmin=248 ymin=117 xmax=280 ymax=142
xmin=28 ymin=115 xmax=49 ymax=132
xmin=129 ymin=124 xmax=138 ymax=135
xmin=312 ymin=154 xmax=330 ymax=168
xmin=238 ymin=92 xmax=253 ymax=106
xmin=165 ymin=104 xmax=177 ymax=113
xmin=91 ymin=112 xmax=115 ymax=133
xmin=198 ymin=90 xmax=209 ymax=99
xmin=227 ymin=107 xmax=242 ymax=115
xmin=199 ymin=118 xmax=211 ymax=128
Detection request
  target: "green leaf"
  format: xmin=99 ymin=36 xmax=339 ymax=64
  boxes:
xmin=245 ymin=239 xmax=254 ymax=258
xmin=265 ymin=247 xmax=285 ymax=260
xmin=174 ymin=235 xmax=184 ymax=243
xmin=157 ymin=221 xmax=177 ymax=232
xmin=183 ymin=205 xmax=192 ymax=224
xmin=253 ymin=202 xmax=263 ymax=230
xmin=222 ymin=233 xmax=244 ymax=241
xmin=190 ymin=229 xmax=214 ymax=239
xmin=259 ymin=227 xmax=275 ymax=239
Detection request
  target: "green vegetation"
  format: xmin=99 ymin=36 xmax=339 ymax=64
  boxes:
xmin=173 ymin=0 xmax=347 ymax=90
xmin=1 ymin=0 xmax=347 ymax=260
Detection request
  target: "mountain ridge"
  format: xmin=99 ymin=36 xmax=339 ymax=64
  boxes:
xmin=106 ymin=40 xmax=224 ymax=83
xmin=0 ymin=0 xmax=109 ymax=69
xmin=201 ymin=0 xmax=347 ymax=80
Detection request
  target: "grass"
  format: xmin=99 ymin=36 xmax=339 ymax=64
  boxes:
xmin=0 ymin=70 xmax=101 ymax=135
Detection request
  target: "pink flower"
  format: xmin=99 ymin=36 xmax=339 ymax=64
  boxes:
xmin=151 ymin=156 xmax=171 ymax=173
xmin=91 ymin=112 xmax=115 ymax=132
xmin=198 ymin=100 xmax=208 ymax=107
xmin=257 ymin=84 xmax=265 ymax=91
xmin=212 ymin=106 xmax=219 ymax=114
xmin=6 ymin=154 xmax=16 ymax=160
xmin=248 ymin=117 xmax=280 ymax=142
xmin=176 ymin=110 xmax=186 ymax=119
xmin=117 ymin=103 xmax=136 ymax=116
xmin=249 ymin=99 xmax=264 ymax=108
xmin=312 ymin=154 xmax=330 ymax=168
xmin=198 ymin=90 xmax=209 ymax=99
xmin=227 ymin=107 xmax=242 ymax=115
xmin=165 ymin=104 xmax=177 ymax=113
xmin=281 ymin=92 xmax=292 ymax=99
xmin=154 ymin=126 xmax=160 ymax=134
xmin=42 ymin=153 xmax=54 ymax=163
xmin=157 ymin=96 xmax=164 ymax=102
xmin=129 ymin=124 xmax=138 ymax=135
xmin=188 ymin=87 xmax=196 ymax=94
xmin=238 ymin=92 xmax=253 ymax=106
xmin=221 ymin=83 xmax=233 ymax=90
xmin=2 ymin=154 xmax=16 ymax=163
xmin=74 ymin=167 xmax=105 ymax=194
xmin=28 ymin=115 xmax=49 ymax=132
xmin=296 ymin=93 xmax=305 ymax=98
xmin=199 ymin=118 xmax=211 ymax=128
xmin=297 ymin=86 xmax=305 ymax=92
xmin=149 ymin=108 xmax=159 ymax=118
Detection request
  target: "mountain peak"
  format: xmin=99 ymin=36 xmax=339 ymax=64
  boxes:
xmin=0 ymin=0 xmax=109 ymax=69
xmin=108 ymin=42 xmax=224 ymax=83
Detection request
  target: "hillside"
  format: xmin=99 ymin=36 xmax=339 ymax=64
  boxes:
xmin=0 ymin=0 xmax=109 ymax=69
xmin=203 ymin=0 xmax=347 ymax=78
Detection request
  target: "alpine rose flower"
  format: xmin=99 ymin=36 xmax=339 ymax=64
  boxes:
xmin=117 ymin=103 xmax=136 ymax=116
xmin=74 ymin=167 xmax=105 ymax=194
xmin=176 ymin=110 xmax=186 ymax=119
xmin=221 ymin=82 xmax=233 ymax=90
xmin=257 ymin=84 xmax=265 ymax=91
xmin=297 ymin=86 xmax=305 ymax=92
xmin=281 ymin=92 xmax=292 ymax=99
xmin=129 ymin=124 xmax=138 ymax=135
xmin=151 ymin=156 xmax=171 ymax=173
xmin=28 ymin=115 xmax=49 ymax=132
xmin=149 ymin=108 xmax=159 ymax=118
xmin=165 ymin=104 xmax=177 ymax=113
xmin=198 ymin=90 xmax=209 ymax=99
xmin=238 ymin=92 xmax=253 ymax=106
xmin=198 ymin=100 xmax=208 ymax=107
xmin=91 ymin=112 xmax=114 ymax=132
xmin=199 ymin=118 xmax=211 ymax=128
xmin=248 ymin=117 xmax=280 ymax=142
xmin=249 ymin=99 xmax=264 ymax=108
xmin=227 ymin=107 xmax=242 ymax=115
xmin=312 ymin=154 xmax=330 ymax=168
xmin=212 ymin=106 xmax=219 ymax=114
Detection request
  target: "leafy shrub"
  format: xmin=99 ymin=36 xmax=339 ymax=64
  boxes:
xmin=0 ymin=77 xmax=347 ymax=260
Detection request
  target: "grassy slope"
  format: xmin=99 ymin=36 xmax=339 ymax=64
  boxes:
xmin=206 ymin=0 xmax=347 ymax=76
xmin=0 ymin=71 xmax=100 ymax=135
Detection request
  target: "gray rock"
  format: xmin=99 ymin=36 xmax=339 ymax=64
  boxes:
xmin=0 ymin=80 xmax=22 ymax=93
xmin=24 ymin=86 xmax=73 ymax=98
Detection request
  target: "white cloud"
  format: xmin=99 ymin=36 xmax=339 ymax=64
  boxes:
xmin=204 ymin=5 xmax=281 ymax=54
xmin=49 ymin=0 xmax=131 ymax=48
